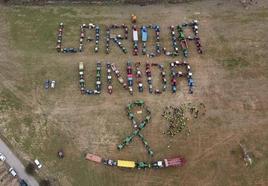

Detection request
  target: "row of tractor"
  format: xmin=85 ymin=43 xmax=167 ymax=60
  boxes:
xmin=145 ymin=63 xmax=167 ymax=94
xmin=85 ymin=153 xmax=185 ymax=169
xmin=56 ymin=22 xmax=64 ymax=52
xmin=153 ymin=25 xmax=161 ymax=55
xmin=177 ymin=25 xmax=189 ymax=58
xmin=132 ymin=25 xmax=139 ymax=55
xmin=95 ymin=25 xmax=100 ymax=53
xmin=57 ymin=22 xmax=77 ymax=53
xmin=180 ymin=20 xmax=202 ymax=54
xmin=78 ymin=61 xmax=194 ymax=95
xmin=79 ymin=23 xmax=100 ymax=52
xmin=170 ymin=60 xmax=194 ymax=94
xmin=95 ymin=62 xmax=102 ymax=92
xmin=56 ymin=20 xmax=203 ymax=56
xmin=145 ymin=63 xmax=153 ymax=93
xmin=109 ymin=24 xmax=128 ymax=39
xmin=112 ymin=37 xmax=128 ymax=54
xmin=79 ymin=24 xmax=85 ymax=52
xmin=106 ymin=24 xmax=128 ymax=54
xmin=141 ymin=26 xmax=148 ymax=54
xmin=117 ymin=100 xmax=154 ymax=156
xmin=191 ymin=20 xmax=203 ymax=54
xmin=106 ymin=63 xmax=113 ymax=94
xmin=135 ymin=62 xmax=143 ymax=92
xmin=110 ymin=63 xmax=133 ymax=94
xmin=127 ymin=61 xmax=134 ymax=95
xmin=167 ymin=25 xmax=179 ymax=57
xmin=79 ymin=62 xmax=101 ymax=95
xmin=105 ymin=29 xmax=110 ymax=54
xmin=140 ymin=25 xmax=161 ymax=57
xmin=79 ymin=62 xmax=85 ymax=92
xmin=152 ymin=63 xmax=167 ymax=93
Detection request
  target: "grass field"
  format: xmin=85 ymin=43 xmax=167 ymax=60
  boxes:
xmin=0 ymin=0 xmax=268 ymax=185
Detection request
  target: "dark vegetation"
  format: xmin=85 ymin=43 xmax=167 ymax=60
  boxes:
xmin=39 ymin=179 xmax=51 ymax=186
xmin=25 ymin=162 xmax=36 ymax=175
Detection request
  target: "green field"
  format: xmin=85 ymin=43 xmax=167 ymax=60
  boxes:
xmin=0 ymin=1 xmax=268 ymax=186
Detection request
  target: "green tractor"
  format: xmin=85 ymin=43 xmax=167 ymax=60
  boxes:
xmin=128 ymin=112 xmax=134 ymax=120
xmin=127 ymin=103 xmax=135 ymax=110
xmin=117 ymin=144 xmax=124 ymax=150
xmin=138 ymin=121 xmax=147 ymax=130
xmin=145 ymin=115 xmax=151 ymax=122
xmin=147 ymin=149 xmax=154 ymax=156
xmin=136 ymin=161 xmax=151 ymax=169
xmin=134 ymin=100 xmax=144 ymax=106
xmin=179 ymin=32 xmax=185 ymax=40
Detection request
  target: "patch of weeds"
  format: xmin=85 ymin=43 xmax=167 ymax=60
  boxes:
xmin=56 ymin=7 xmax=78 ymax=16
xmin=0 ymin=89 xmax=23 ymax=111
xmin=22 ymin=137 xmax=34 ymax=152
xmin=7 ymin=116 xmax=22 ymax=142
xmin=221 ymin=57 xmax=249 ymax=70
xmin=23 ymin=116 xmax=33 ymax=126
xmin=218 ymin=34 xmax=227 ymax=42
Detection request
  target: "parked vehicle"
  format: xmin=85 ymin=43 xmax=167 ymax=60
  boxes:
xmin=51 ymin=80 xmax=56 ymax=88
xmin=132 ymin=25 xmax=139 ymax=55
xmin=170 ymin=60 xmax=194 ymax=94
xmin=85 ymin=153 xmax=186 ymax=170
xmin=85 ymin=89 xmax=93 ymax=95
xmin=62 ymin=47 xmax=77 ymax=53
xmin=132 ymin=26 xmax=138 ymax=41
xmin=56 ymin=22 xmax=64 ymax=52
xmin=106 ymin=63 xmax=113 ymax=94
xmin=85 ymin=153 xmax=102 ymax=163
xmin=20 ymin=179 xmax=28 ymax=186
xmin=136 ymin=161 xmax=151 ymax=169
xmin=151 ymin=157 xmax=186 ymax=168
xmin=9 ymin=168 xmax=17 ymax=177
xmin=95 ymin=25 xmax=100 ymax=53
xmin=117 ymin=160 xmax=136 ymax=168
xmin=44 ymin=80 xmax=50 ymax=89
xmin=96 ymin=63 xmax=102 ymax=92
xmin=141 ymin=26 xmax=148 ymax=42
xmin=79 ymin=62 xmax=84 ymax=71
xmin=103 ymin=159 xmax=117 ymax=166
xmin=34 ymin=159 xmax=42 ymax=169
xmin=0 ymin=153 xmax=6 ymax=161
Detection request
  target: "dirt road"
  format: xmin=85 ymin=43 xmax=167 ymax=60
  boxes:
xmin=0 ymin=138 xmax=39 ymax=186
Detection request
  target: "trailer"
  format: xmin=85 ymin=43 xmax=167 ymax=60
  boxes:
xmin=117 ymin=160 xmax=136 ymax=168
xmin=152 ymin=157 xmax=185 ymax=168
xmin=85 ymin=153 xmax=102 ymax=163
xmin=85 ymin=153 xmax=186 ymax=170
xmin=141 ymin=26 xmax=148 ymax=42
xmin=79 ymin=62 xmax=84 ymax=71
xmin=133 ymin=30 xmax=138 ymax=42
xmin=164 ymin=157 xmax=185 ymax=167
xmin=132 ymin=25 xmax=139 ymax=55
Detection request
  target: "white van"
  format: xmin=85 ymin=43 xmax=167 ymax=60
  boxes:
xmin=51 ymin=80 xmax=56 ymax=89
xmin=34 ymin=159 xmax=42 ymax=169
xmin=0 ymin=153 xmax=6 ymax=161
xmin=9 ymin=168 xmax=17 ymax=177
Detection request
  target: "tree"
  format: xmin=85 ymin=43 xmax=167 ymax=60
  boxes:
xmin=25 ymin=162 xmax=35 ymax=175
